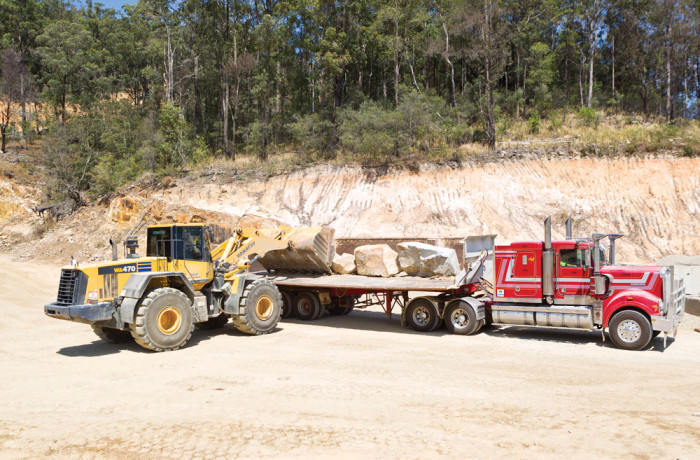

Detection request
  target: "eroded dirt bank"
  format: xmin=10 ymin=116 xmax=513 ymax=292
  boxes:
xmin=1 ymin=156 xmax=699 ymax=264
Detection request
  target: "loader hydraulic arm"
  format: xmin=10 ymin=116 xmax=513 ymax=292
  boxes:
xmin=210 ymin=228 xmax=292 ymax=278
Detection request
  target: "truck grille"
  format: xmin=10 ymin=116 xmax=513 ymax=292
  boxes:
xmin=55 ymin=269 xmax=87 ymax=306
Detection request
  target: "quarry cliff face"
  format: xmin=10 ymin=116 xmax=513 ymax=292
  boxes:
xmin=2 ymin=156 xmax=699 ymax=265
xmin=151 ymin=157 xmax=699 ymax=263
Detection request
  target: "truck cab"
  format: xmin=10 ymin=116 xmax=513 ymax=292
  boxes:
xmin=490 ymin=218 xmax=685 ymax=350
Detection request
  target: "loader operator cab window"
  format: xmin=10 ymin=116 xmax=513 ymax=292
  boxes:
xmin=175 ymin=226 xmax=206 ymax=262
xmin=147 ymin=228 xmax=172 ymax=258
xmin=560 ymin=248 xmax=586 ymax=268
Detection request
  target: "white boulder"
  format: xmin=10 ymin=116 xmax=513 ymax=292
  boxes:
xmin=397 ymin=242 xmax=460 ymax=277
xmin=354 ymin=244 xmax=399 ymax=277
xmin=332 ymin=252 xmax=356 ymax=274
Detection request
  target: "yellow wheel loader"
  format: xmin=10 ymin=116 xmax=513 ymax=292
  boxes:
xmin=44 ymin=223 xmax=334 ymax=351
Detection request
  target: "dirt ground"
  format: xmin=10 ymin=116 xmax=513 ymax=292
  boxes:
xmin=1 ymin=254 xmax=699 ymax=460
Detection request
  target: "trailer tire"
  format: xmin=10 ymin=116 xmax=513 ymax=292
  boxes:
xmin=196 ymin=313 xmax=229 ymax=329
xmin=406 ymin=298 xmax=440 ymax=332
xmin=91 ymin=325 xmax=133 ymax=343
xmin=280 ymin=291 xmax=294 ymax=319
xmin=130 ymin=287 xmax=194 ymax=351
xmin=232 ymin=279 xmax=282 ymax=335
xmin=608 ymin=310 xmax=653 ymax=351
xmin=293 ymin=292 xmax=321 ymax=321
xmin=444 ymin=300 xmax=479 ymax=335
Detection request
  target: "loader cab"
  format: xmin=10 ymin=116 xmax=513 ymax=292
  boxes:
xmin=146 ymin=224 xmax=214 ymax=287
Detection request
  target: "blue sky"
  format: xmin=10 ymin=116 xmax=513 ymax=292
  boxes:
xmin=85 ymin=0 xmax=136 ymax=12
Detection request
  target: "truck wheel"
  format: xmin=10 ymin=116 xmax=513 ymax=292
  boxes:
xmin=280 ymin=291 xmax=294 ymax=319
xmin=91 ymin=325 xmax=133 ymax=343
xmin=608 ymin=310 xmax=653 ymax=351
xmin=232 ymin=279 xmax=282 ymax=335
xmin=293 ymin=292 xmax=321 ymax=321
xmin=444 ymin=300 xmax=479 ymax=335
xmin=130 ymin=287 xmax=194 ymax=352
xmin=406 ymin=298 xmax=439 ymax=332
xmin=196 ymin=313 xmax=228 ymax=329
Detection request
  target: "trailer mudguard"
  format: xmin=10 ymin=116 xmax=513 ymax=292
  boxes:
xmin=118 ymin=272 xmax=197 ymax=326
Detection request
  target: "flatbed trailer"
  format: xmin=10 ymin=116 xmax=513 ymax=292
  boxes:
xmin=259 ymin=273 xmax=484 ymax=331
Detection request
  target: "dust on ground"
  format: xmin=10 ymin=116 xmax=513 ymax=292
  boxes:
xmin=1 ymin=254 xmax=699 ymax=459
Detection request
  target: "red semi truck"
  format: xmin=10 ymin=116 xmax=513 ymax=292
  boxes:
xmin=267 ymin=217 xmax=686 ymax=350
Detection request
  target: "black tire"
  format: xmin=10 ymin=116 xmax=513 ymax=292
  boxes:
xmin=280 ymin=291 xmax=294 ymax=319
xmin=293 ymin=292 xmax=321 ymax=321
xmin=196 ymin=313 xmax=229 ymax=329
xmin=130 ymin=287 xmax=194 ymax=351
xmin=608 ymin=310 xmax=653 ymax=351
xmin=232 ymin=279 xmax=282 ymax=335
xmin=406 ymin=298 xmax=440 ymax=332
xmin=92 ymin=325 xmax=133 ymax=343
xmin=444 ymin=300 xmax=479 ymax=335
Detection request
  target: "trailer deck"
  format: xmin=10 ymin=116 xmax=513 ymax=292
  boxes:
xmin=259 ymin=272 xmax=460 ymax=292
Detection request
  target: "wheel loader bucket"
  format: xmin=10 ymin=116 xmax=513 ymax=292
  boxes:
xmin=258 ymin=227 xmax=335 ymax=274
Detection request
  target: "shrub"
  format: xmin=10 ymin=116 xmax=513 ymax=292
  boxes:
xmin=578 ymin=107 xmax=600 ymax=127
xmin=528 ymin=111 xmax=541 ymax=134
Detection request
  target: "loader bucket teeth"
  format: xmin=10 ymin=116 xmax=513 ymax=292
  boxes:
xmin=258 ymin=227 xmax=334 ymax=274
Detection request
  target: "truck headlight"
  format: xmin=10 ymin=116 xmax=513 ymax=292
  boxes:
xmin=658 ymin=299 xmax=665 ymax=315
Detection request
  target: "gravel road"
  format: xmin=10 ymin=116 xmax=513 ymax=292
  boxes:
xmin=1 ymin=255 xmax=699 ymax=459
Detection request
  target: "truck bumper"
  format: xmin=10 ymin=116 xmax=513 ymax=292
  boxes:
xmin=44 ymin=302 xmax=115 ymax=324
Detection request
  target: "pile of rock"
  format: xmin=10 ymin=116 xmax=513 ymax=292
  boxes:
xmin=332 ymin=242 xmax=459 ymax=278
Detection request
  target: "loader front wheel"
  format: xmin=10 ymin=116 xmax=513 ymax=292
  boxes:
xmin=232 ymin=279 xmax=282 ymax=335
xmin=92 ymin=325 xmax=133 ymax=343
xmin=130 ymin=288 xmax=194 ymax=352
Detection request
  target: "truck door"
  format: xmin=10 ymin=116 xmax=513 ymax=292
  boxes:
xmin=513 ymin=250 xmax=539 ymax=298
xmin=556 ymin=247 xmax=590 ymax=301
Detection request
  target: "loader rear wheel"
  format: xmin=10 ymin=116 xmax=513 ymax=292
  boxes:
xmin=608 ymin=310 xmax=653 ymax=351
xmin=232 ymin=279 xmax=282 ymax=335
xmin=293 ymin=292 xmax=321 ymax=321
xmin=280 ymin=291 xmax=294 ymax=319
xmin=406 ymin=298 xmax=439 ymax=332
xmin=91 ymin=325 xmax=133 ymax=343
xmin=130 ymin=288 xmax=194 ymax=352
xmin=196 ymin=313 xmax=229 ymax=330
xmin=444 ymin=300 xmax=479 ymax=335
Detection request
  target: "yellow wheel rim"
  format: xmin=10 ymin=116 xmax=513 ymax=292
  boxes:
xmin=255 ymin=295 xmax=274 ymax=321
xmin=157 ymin=306 xmax=182 ymax=335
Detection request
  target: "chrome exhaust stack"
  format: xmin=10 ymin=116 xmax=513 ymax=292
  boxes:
xmin=566 ymin=218 xmax=572 ymax=240
xmin=608 ymin=234 xmax=623 ymax=265
xmin=542 ymin=217 xmax=554 ymax=304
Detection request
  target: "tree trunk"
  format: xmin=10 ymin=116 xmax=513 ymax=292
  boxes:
xmin=665 ymin=25 xmax=672 ymax=122
xmin=483 ymin=0 xmax=496 ymax=149
xmin=611 ymin=35 xmax=615 ymax=101
xmin=393 ymin=1 xmax=399 ymax=107
xmin=587 ymin=41 xmax=594 ymax=107
xmin=579 ymin=55 xmax=585 ymax=108
xmin=193 ymin=55 xmax=201 ymax=136
xmin=441 ymin=20 xmax=456 ymax=107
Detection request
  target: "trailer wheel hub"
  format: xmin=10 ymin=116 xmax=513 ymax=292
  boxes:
xmin=412 ymin=306 xmax=430 ymax=326
xmin=256 ymin=295 xmax=274 ymax=321
xmin=157 ymin=306 xmax=182 ymax=335
xmin=617 ymin=319 xmax=642 ymax=343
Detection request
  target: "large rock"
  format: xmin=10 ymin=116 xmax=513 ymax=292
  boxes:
xmin=397 ymin=242 xmax=459 ymax=277
xmin=332 ymin=252 xmax=356 ymax=274
xmin=354 ymin=244 xmax=399 ymax=277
